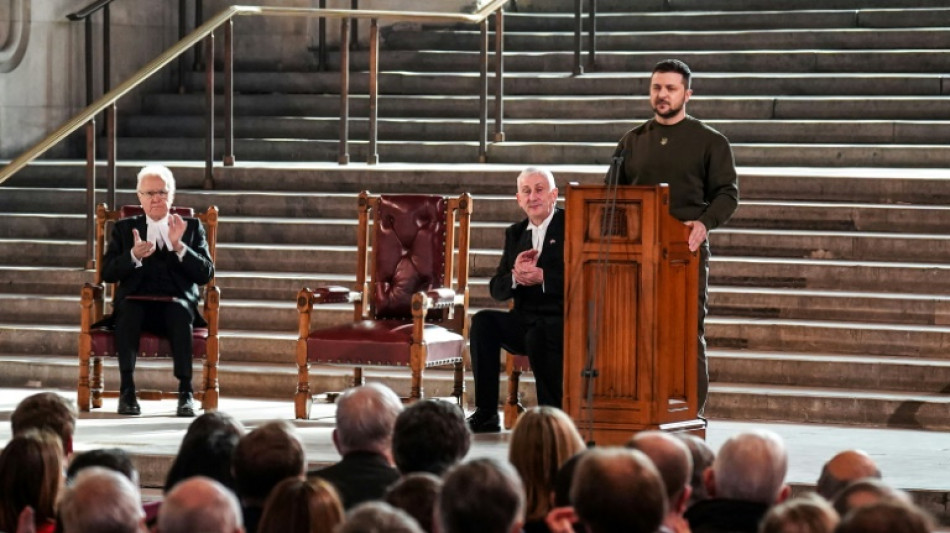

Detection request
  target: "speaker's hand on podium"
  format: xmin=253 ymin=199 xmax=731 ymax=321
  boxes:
xmin=685 ymin=220 xmax=707 ymax=252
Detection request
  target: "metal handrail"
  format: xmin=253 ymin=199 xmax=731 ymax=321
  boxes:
xmin=0 ymin=2 xmax=508 ymax=267
xmin=66 ymin=0 xmax=118 ymax=21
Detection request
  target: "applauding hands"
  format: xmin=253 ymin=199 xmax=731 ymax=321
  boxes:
xmin=513 ymin=249 xmax=544 ymax=286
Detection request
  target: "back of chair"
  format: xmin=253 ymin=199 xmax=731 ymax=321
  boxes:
xmin=370 ymin=195 xmax=447 ymax=319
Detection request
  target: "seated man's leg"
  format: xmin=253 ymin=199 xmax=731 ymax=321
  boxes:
xmin=524 ymin=313 xmax=564 ymax=409
xmin=469 ymin=310 xmax=527 ymax=414
xmin=160 ymin=299 xmax=195 ymax=394
xmin=114 ymin=299 xmax=147 ymax=394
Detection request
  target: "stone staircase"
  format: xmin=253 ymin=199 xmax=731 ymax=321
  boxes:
xmin=3 ymin=0 xmax=950 ymax=428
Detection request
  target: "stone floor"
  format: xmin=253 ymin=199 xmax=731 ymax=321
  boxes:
xmin=2 ymin=386 xmax=950 ymax=523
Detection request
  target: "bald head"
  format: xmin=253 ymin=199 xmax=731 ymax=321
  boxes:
xmin=572 ymin=448 xmax=667 ymax=533
xmin=60 ymin=467 xmax=145 ymax=533
xmin=335 ymin=383 xmax=404 ymax=457
xmin=627 ymin=431 xmax=693 ymax=513
xmin=159 ymin=477 xmax=244 ymax=533
xmin=816 ymin=449 xmax=881 ymax=500
xmin=710 ymin=430 xmax=789 ymax=505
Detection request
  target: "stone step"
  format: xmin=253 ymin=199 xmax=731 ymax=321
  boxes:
xmin=101 ymin=138 xmax=950 ymax=168
xmin=501 ymin=8 xmax=950 ymax=31
xmin=710 ymin=382 xmax=950 ymax=430
xmin=710 ymin=350 xmax=950 ymax=393
xmin=525 ymin=0 xmax=949 ymax=12
xmin=713 ymin=256 xmax=950 ymax=295
xmin=138 ymin=94 xmax=950 ymax=121
xmin=6 ymin=164 xmax=950 ymax=205
xmin=334 ymin=49 xmax=950 ymax=74
xmin=187 ymin=70 xmax=950 ymax=97
xmin=121 ymin=116 xmax=950 ymax=145
xmin=385 ymin=28 xmax=950 ymax=52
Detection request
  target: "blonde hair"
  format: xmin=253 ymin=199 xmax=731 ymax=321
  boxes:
xmin=759 ymin=494 xmax=838 ymax=533
xmin=508 ymin=406 xmax=585 ymax=521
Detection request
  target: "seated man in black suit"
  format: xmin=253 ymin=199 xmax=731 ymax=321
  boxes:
xmin=102 ymin=164 xmax=214 ymax=417
xmin=467 ymin=167 xmax=565 ymax=433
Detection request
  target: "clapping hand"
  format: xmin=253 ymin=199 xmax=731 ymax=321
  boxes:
xmin=131 ymin=228 xmax=155 ymax=260
xmin=513 ymin=249 xmax=544 ymax=286
xmin=168 ymin=214 xmax=186 ymax=252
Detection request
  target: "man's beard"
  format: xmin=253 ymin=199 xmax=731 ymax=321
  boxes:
xmin=652 ymin=101 xmax=683 ymax=119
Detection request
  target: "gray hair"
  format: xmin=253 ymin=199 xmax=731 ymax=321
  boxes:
xmin=714 ymin=430 xmax=788 ymax=504
xmin=158 ymin=476 xmax=243 ymax=533
xmin=516 ymin=167 xmax=556 ymax=190
xmin=136 ymin=164 xmax=176 ymax=196
xmin=336 ymin=383 xmax=404 ymax=455
xmin=60 ymin=467 xmax=144 ymax=533
xmin=339 ymin=501 xmax=424 ymax=533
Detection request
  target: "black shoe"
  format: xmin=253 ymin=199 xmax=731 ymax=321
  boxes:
xmin=176 ymin=391 xmax=196 ymax=417
xmin=467 ymin=408 xmax=500 ymax=433
xmin=117 ymin=390 xmax=141 ymax=416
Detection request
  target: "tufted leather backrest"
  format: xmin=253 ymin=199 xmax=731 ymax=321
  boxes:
xmin=372 ymin=195 xmax=447 ymax=319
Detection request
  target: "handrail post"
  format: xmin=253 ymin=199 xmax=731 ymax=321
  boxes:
xmin=317 ymin=0 xmax=327 ymax=71
xmin=588 ymin=0 xmax=596 ymax=70
xmin=106 ymin=103 xmax=116 ymax=211
xmin=103 ymin=4 xmax=111 ymax=95
xmin=203 ymin=33 xmax=215 ymax=189
xmin=351 ymin=0 xmax=360 ymax=50
xmin=573 ymin=0 xmax=584 ymax=76
xmin=338 ymin=17 xmax=350 ymax=165
xmin=84 ymin=18 xmax=94 ymax=106
xmin=493 ymin=8 xmax=505 ymax=142
xmin=85 ymin=119 xmax=96 ymax=270
xmin=367 ymin=18 xmax=378 ymax=165
xmin=193 ymin=0 xmax=205 ymax=71
xmin=478 ymin=18 xmax=488 ymax=163
xmin=223 ymin=18 xmax=234 ymax=166
xmin=178 ymin=0 xmax=187 ymax=92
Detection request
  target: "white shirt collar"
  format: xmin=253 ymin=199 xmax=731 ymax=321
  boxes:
xmin=145 ymin=215 xmax=174 ymax=250
xmin=527 ymin=208 xmax=556 ymax=252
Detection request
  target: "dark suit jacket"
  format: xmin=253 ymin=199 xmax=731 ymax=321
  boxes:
xmin=101 ymin=214 xmax=214 ymax=325
xmin=488 ymin=208 xmax=565 ymax=316
xmin=307 ymin=451 xmax=400 ymax=510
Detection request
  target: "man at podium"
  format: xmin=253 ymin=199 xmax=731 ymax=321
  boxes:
xmin=608 ymin=59 xmax=740 ymax=416
xmin=467 ymin=167 xmax=566 ymax=433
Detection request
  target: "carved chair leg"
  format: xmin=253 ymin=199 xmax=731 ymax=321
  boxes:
xmin=201 ymin=359 xmax=220 ymax=412
xmin=353 ymin=367 xmax=365 ymax=388
xmin=410 ymin=366 xmax=423 ymax=401
xmin=78 ymin=351 xmax=91 ymax=412
xmin=504 ymin=367 xmax=524 ymax=430
xmin=295 ymin=361 xmax=312 ymax=420
xmin=452 ymin=360 xmax=464 ymax=406
xmin=91 ymin=356 xmax=104 ymax=409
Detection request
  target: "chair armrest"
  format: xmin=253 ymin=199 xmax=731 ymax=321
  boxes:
xmin=79 ymin=283 xmax=105 ymax=332
xmin=424 ymin=288 xmax=457 ymax=309
xmin=297 ymin=286 xmax=359 ymax=310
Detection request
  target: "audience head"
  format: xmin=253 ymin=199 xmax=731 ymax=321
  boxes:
xmin=508 ymin=406 xmax=585 ymax=521
xmin=158 ymin=476 xmax=243 ymax=533
xmin=675 ymin=433 xmax=715 ymax=507
xmin=760 ymin=494 xmax=839 ymax=533
xmin=571 ymin=447 xmax=667 ymax=533
xmin=627 ymin=430 xmax=693 ymax=516
xmin=439 ymin=458 xmax=525 ymax=533
xmin=0 ymin=430 xmax=64 ymax=531
xmin=60 ymin=466 xmax=146 ymax=533
xmin=831 ymin=478 xmax=910 ymax=518
xmin=233 ymin=420 xmax=306 ymax=505
xmin=256 ymin=477 xmax=342 ymax=533
xmin=164 ymin=428 xmax=241 ymax=493
xmin=11 ymin=391 xmax=77 ymax=456
xmin=334 ymin=383 xmax=403 ymax=459
xmin=709 ymin=430 xmax=789 ymax=505
xmin=816 ymin=449 xmax=881 ymax=500
xmin=552 ymin=451 xmax=585 ymax=507
xmin=393 ymin=399 xmax=470 ymax=475
xmin=385 ymin=472 xmax=443 ymax=533
xmin=338 ymin=501 xmax=424 ymax=533
xmin=67 ymin=447 xmax=138 ymax=486
xmin=835 ymin=499 xmax=933 ymax=533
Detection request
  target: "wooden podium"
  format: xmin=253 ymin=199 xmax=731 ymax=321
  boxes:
xmin=563 ymin=184 xmax=704 ymax=445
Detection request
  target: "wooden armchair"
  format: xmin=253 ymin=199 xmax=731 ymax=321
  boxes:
xmin=504 ymin=352 xmax=531 ymax=429
xmin=294 ymin=191 xmax=472 ymax=419
xmin=77 ymin=203 xmax=220 ymax=412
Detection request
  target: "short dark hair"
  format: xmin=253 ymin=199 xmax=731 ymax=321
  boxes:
xmin=67 ymin=448 xmax=137 ymax=484
xmin=385 ymin=472 xmax=442 ymax=533
xmin=571 ymin=448 xmax=667 ymax=533
xmin=164 ymin=429 xmax=241 ymax=493
xmin=392 ymin=400 xmax=471 ymax=475
xmin=652 ymin=59 xmax=692 ymax=89
xmin=233 ymin=421 xmax=306 ymax=502
xmin=439 ymin=458 xmax=524 ymax=533
xmin=11 ymin=392 xmax=77 ymax=454
xmin=836 ymin=500 xmax=933 ymax=533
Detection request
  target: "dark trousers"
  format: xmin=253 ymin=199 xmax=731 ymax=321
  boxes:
xmin=697 ymin=243 xmax=710 ymax=416
xmin=470 ymin=309 xmax=564 ymax=411
xmin=114 ymin=298 xmax=195 ymax=394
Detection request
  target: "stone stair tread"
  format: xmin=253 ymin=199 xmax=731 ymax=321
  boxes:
xmin=710 ymin=349 xmax=950 ymax=366
xmin=710 ymin=286 xmax=950 ymax=302
xmin=715 ymin=255 xmax=950 ymax=269
xmin=711 ymin=382 xmax=950 ymax=402
xmin=709 ymin=316 xmax=950 ymax=333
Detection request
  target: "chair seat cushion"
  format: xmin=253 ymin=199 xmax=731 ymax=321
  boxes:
xmin=509 ymin=353 xmax=531 ymax=372
xmin=89 ymin=328 xmax=209 ymax=358
xmin=307 ymin=320 xmax=463 ymax=366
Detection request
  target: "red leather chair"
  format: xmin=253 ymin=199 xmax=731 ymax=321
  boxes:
xmin=77 ymin=203 xmax=221 ymax=412
xmin=294 ymin=191 xmax=472 ymax=419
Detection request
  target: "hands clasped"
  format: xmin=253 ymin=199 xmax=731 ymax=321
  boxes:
xmin=513 ymin=249 xmax=544 ymax=286
xmin=132 ymin=214 xmax=185 ymax=260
